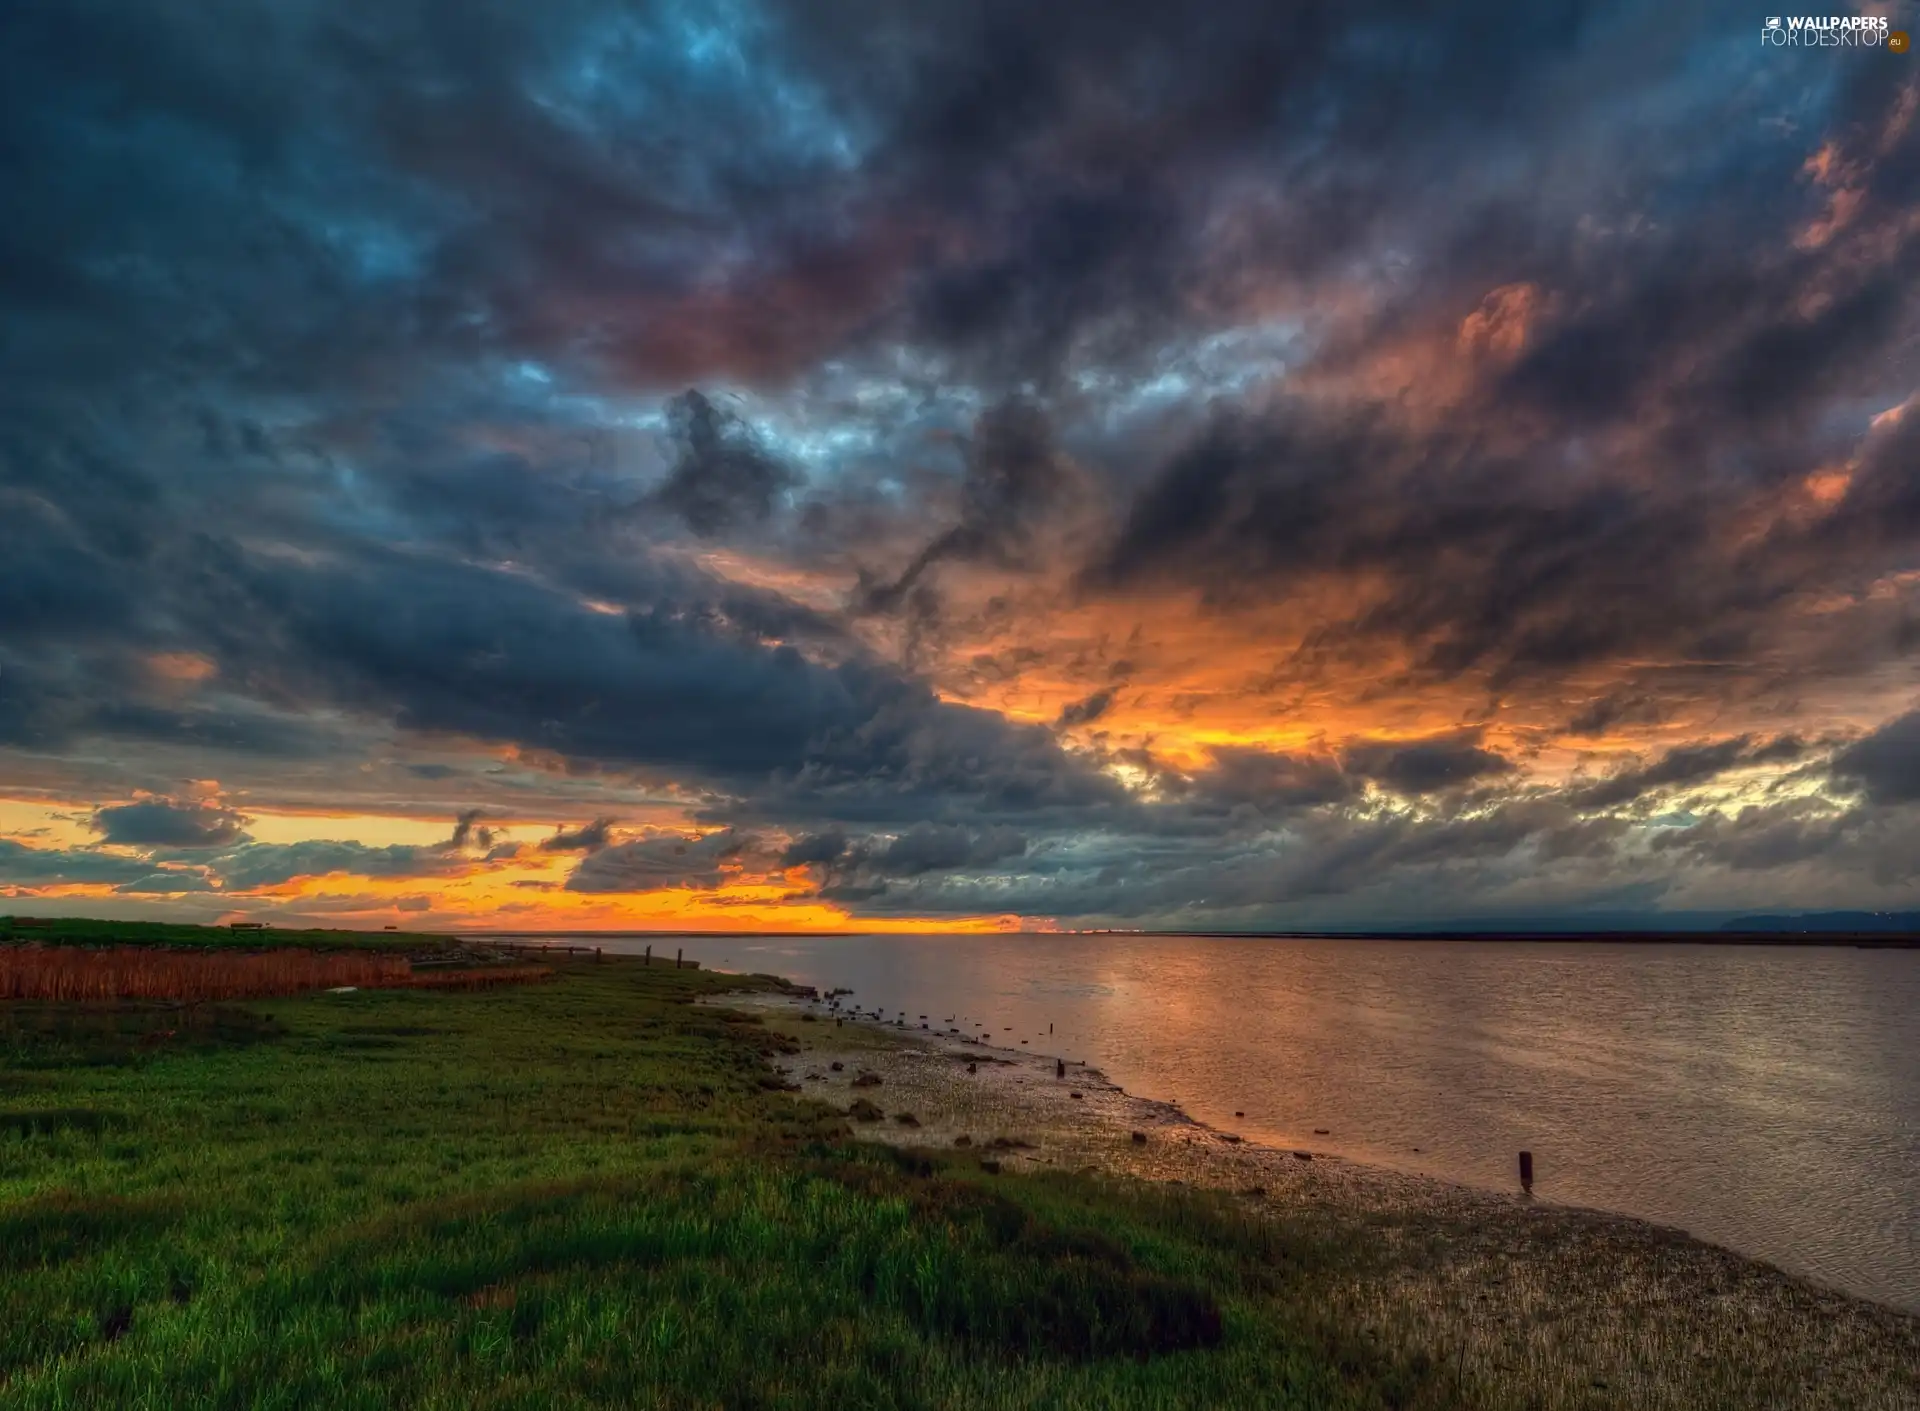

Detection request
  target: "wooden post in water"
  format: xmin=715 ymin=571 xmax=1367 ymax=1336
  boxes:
xmin=644 ymin=944 xmax=651 ymax=966
xmin=676 ymin=948 xmax=684 ymax=969
xmin=1518 ymin=1151 xmax=1534 ymax=1193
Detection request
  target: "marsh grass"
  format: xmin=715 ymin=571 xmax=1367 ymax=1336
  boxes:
xmin=397 ymin=964 xmax=557 ymax=992
xmin=0 ymin=959 xmax=1475 ymax=1410
xmin=2 ymin=1000 xmax=286 ymax=1069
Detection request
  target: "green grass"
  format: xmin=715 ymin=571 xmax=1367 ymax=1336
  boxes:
xmin=0 ymin=959 xmax=1459 ymax=1410
xmin=0 ymin=917 xmax=447 ymax=952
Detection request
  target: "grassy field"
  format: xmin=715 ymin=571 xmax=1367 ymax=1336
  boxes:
xmin=0 ymin=953 xmax=1475 ymax=1411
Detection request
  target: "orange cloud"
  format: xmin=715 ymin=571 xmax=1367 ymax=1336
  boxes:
xmin=146 ymin=652 xmax=218 ymax=683
xmin=1457 ymin=282 xmax=1550 ymax=361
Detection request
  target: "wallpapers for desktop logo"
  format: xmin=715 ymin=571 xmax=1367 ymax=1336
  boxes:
xmin=1760 ymin=14 xmax=1905 ymax=47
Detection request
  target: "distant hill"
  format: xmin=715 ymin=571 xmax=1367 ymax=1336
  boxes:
xmin=1720 ymin=911 xmax=1920 ymax=933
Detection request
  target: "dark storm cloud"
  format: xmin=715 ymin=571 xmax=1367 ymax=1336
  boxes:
xmin=737 ymin=685 xmax=1129 ymax=827
xmin=1342 ymin=732 xmax=1514 ymax=796
xmin=539 ymin=817 xmax=617 ymax=854
xmin=1570 ymin=738 xmax=1755 ymax=810
xmin=1646 ymin=794 xmax=1920 ymax=894
xmin=1491 ymin=243 xmax=1908 ymax=437
xmin=565 ymin=830 xmax=754 ymax=893
xmin=208 ymin=840 xmax=462 ymax=891
xmin=855 ymin=399 xmax=1078 ymax=617
xmin=1831 ymin=708 xmax=1920 ymax=805
xmin=442 ymin=809 xmax=498 ymax=853
xmin=1067 ymin=45 xmax=1918 ymax=699
xmin=827 ymin=798 xmax=1652 ymax=924
xmin=90 ymin=798 xmax=250 ymax=848
xmin=873 ymin=823 xmax=1027 ymax=877
xmin=1648 ymin=799 xmax=1861 ymax=874
xmin=1810 ymin=404 xmax=1920 ymax=557
xmin=1566 ymin=691 xmax=1669 ymax=739
xmin=773 ymin=822 xmax=1029 ymax=903
xmin=649 ymin=391 xmax=802 ymax=537
xmin=1181 ymin=747 xmax=1355 ymax=814
xmin=1569 ymin=735 xmax=1812 ymax=811
xmin=1055 ymin=688 xmax=1117 ymax=729
xmin=137 ymin=530 xmax=1116 ymax=821
xmin=2 ymin=439 xmax=1126 ymax=828
xmin=1086 ymin=392 xmax=1839 ymax=692
xmin=773 ymin=0 xmax=1650 ymax=386
xmin=0 ymin=840 xmax=160 ymax=888
xmin=779 ymin=830 xmax=849 ymax=867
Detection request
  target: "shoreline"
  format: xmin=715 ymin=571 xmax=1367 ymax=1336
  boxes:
xmin=736 ymin=990 xmax=1920 ymax=1410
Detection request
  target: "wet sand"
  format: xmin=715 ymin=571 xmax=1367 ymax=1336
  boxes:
xmin=733 ymin=994 xmax=1920 ymax=1411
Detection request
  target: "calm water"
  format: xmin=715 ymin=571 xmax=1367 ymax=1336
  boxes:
xmin=523 ymin=933 xmax=1920 ymax=1311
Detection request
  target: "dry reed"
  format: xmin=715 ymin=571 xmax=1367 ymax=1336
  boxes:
xmin=0 ymin=946 xmax=559 ymax=1002
xmin=1 ymin=945 xmax=411 ymax=1002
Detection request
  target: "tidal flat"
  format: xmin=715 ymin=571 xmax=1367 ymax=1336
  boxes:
xmin=1 ymin=948 xmax=1914 ymax=1409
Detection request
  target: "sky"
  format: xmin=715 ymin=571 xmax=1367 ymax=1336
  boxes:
xmin=2 ymin=0 xmax=1919 ymax=933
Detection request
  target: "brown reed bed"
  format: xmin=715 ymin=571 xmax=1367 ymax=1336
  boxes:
xmin=1 ymin=944 xmax=560 ymax=1003
xmin=2 ymin=944 xmax=413 ymax=1002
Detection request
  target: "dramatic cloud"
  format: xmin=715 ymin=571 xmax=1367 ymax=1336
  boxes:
xmin=778 ymin=822 xmax=1031 ymax=904
xmin=91 ymin=798 xmax=249 ymax=849
xmin=1181 ymin=748 xmax=1356 ymax=814
xmin=443 ymin=810 xmax=499 ymax=853
xmin=1341 ymin=733 xmax=1515 ymax=797
xmin=566 ymin=831 xmax=758 ymax=893
xmin=780 ymin=830 xmax=851 ymax=868
xmin=0 ymin=840 xmax=162 ymax=888
xmin=209 ymin=841 xmax=463 ymax=892
xmin=873 ymin=824 xmax=1028 ymax=877
xmin=540 ymin=818 xmax=618 ymax=854
xmin=1056 ymin=688 xmax=1117 ymax=730
xmin=650 ymin=391 xmax=802 ymax=537
xmin=854 ymin=399 xmax=1082 ymax=622
xmin=1569 ymin=737 xmax=1800 ymax=811
xmin=2 ymin=0 xmax=1917 ymax=929
xmin=1831 ymin=710 xmax=1920 ymax=806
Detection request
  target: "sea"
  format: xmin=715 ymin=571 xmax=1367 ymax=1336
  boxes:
xmin=491 ymin=932 xmax=1920 ymax=1312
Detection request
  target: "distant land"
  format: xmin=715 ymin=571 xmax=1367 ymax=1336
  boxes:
xmin=1717 ymin=910 xmax=1920 ymax=932
xmin=445 ymin=917 xmax=1920 ymax=948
